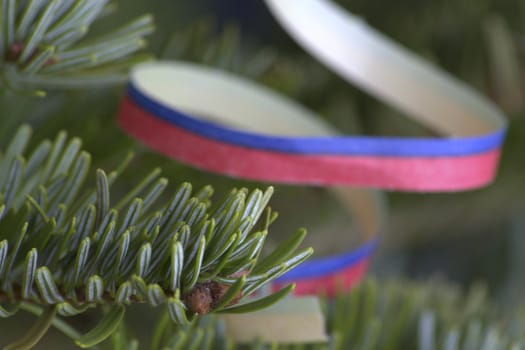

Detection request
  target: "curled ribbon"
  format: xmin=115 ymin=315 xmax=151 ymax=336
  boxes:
xmin=117 ymin=0 xmax=506 ymax=296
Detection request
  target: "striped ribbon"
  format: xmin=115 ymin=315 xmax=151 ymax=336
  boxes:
xmin=117 ymin=0 xmax=506 ymax=296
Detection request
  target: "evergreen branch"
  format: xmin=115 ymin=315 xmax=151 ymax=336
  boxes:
xmin=0 ymin=0 xmax=154 ymax=93
xmin=0 ymin=125 xmax=312 ymax=349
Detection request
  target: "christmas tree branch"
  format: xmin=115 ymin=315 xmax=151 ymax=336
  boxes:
xmin=0 ymin=0 xmax=154 ymax=93
xmin=0 ymin=125 xmax=312 ymax=349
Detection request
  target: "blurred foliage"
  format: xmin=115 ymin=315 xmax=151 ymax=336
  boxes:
xmin=101 ymin=278 xmax=525 ymax=350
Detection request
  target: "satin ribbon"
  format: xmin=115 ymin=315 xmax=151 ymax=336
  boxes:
xmin=117 ymin=0 xmax=507 ymax=295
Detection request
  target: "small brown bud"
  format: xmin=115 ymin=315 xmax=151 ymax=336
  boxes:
xmin=184 ymin=270 xmax=251 ymax=314
xmin=185 ymin=283 xmax=213 ymax=315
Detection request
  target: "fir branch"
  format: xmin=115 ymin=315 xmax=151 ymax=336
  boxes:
xmin=0 ymin=0 xmax=155 ymax=93
xmin=0 ymin=125 xmax=313 ymax=349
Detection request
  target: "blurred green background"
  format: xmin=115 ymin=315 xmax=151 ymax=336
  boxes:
xmin=1 ymin=0 xmax=525 ymax=347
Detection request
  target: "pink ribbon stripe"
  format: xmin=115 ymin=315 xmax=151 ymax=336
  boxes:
xmin=119 ymin=97 xmax=501 ymax=192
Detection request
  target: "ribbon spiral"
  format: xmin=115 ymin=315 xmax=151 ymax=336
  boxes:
xmin=118 ymin=0 xmax=506 ymax=296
